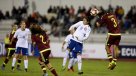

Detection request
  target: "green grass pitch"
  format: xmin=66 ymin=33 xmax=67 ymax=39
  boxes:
xmin=0 ymin=57 xmax=136 ymax=76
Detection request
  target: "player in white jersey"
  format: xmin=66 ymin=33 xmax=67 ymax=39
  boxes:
xmin=67 ymin=16 xmax=91 ymax=75
xmin=11 ymin=21 xmax=30 ymax=72
xmin=61 ymin=31 xmax=74 ymax=71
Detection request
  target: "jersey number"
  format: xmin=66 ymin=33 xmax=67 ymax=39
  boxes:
xmin=111 ymin=18 xmax=117 ymax=27
xmin=40 ymin=35 xmax=46 ymax=44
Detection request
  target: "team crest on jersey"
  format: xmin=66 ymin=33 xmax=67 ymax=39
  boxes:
xmin=84 ymin=27 xmax=87 ymax=31
xmin=80 ymin=27 xmax=83 ymax=30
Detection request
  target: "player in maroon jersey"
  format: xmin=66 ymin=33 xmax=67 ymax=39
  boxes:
xmin=90 ymin=8 xmax=121 ymax=70
xmin=1 ymin=24 xmax=22 ymax=70
xmin=30 ymin=23 xmax=58 ymax=76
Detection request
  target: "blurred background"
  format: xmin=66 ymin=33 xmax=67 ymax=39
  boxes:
xmin=0 ymin=0 xmax=136 ymax=59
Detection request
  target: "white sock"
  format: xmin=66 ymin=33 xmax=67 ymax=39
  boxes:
xmin=73 ymin=58 xmax=77 ymax=66
xmin=62 ymin=57 xmax=67 ymax=67
xmin=77 ymin=55 xmax=82 ymax=71
xmin=12 ymin=58 xmax=16 ymax=67
xmin=68 ymin=58 xmax=74 ymax=69
xmin=24 ymin=60 xmax=28 ymax=69
xmin=62 ymin=51 xmax=69 ymax=66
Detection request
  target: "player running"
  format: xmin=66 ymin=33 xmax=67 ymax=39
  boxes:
xmin=90 ymin=8 xmax=121 ymax=70
xmin=67 ymin=16 xmax=91 ymax=75
xmin=11 ymin=21 xmax=30 ymax=72
xmin=1 ymin=24 xmax=22 ymax=70
xmin=30 ymin=23 xmax=58 ymax=76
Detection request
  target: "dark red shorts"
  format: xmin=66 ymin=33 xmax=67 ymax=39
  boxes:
xmin=106 ymin=34 xmax=121 ymax=46
xmin=5 ymin=44 xmax=9 ymax=48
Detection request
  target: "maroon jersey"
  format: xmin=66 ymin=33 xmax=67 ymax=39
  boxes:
xmin=31 ymin=33 xmax=50 ymax=51
xmin=9 ymin=30 xmax=17 ymax=48
xmin=98 ymin=13 xmax=120 ymax=34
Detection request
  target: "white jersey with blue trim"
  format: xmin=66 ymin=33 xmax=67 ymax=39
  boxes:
xmin=69 ymin=21 xmax=91 ymax=43
xmin=14 ymin=28 xmax=30 ymax=48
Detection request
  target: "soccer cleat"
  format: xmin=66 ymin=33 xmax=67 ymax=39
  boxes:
xmin=11 ymin=67 xmax=15 ymax=72
xmin=25 ymin=68 xmax=27 ymax=72
xmin=61 ymin=66 xmax=66 ymax=71
xmin=1 ymin=65 xmax=5 ymax=70
xmin=70 ymin=66 xmax=74 ymax=72
xmin=67 ymin=66 xmax=74 ymax=72
xmin=108 ymin=60 xmax=116 ymax=70
xmin=43 ymin=73 xmax=48 ymax=76
xmin=78 ymin=71 xmax=83 ymax=75
xmin=16 ymin=66 xmax=22 ymax=71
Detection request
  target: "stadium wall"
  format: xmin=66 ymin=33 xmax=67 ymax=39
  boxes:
xmin=0 ymin=0 xmax=136 ymax=15
xmin=0 ymin=42 xmax=136 ymax=59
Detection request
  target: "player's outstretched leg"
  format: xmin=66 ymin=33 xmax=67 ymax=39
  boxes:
xmin=62 ymin=50 xmax=69 ymax=71
xmin=46 ymin=63 xmax=58 ymax=76
xmin=77 ymin=55 xmax=83 ymax=75
xmin=1 ymin=58 xmax=9 ymax=70
xmin=11 ymin=57 xmax=17 ymax=71
xmin=39 ymin=62 xmax=48 ymax=76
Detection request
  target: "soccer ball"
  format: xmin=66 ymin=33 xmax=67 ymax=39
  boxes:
xmin=90 ymin=8 xmax=99 ymax=16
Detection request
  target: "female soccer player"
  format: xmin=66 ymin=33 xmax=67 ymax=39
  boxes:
xmin=90 ymin=8 xmax=121 ymax=70
xmin=67 ymin=16 xmax=91 ymax=75
xmin=30 ymin=23 xmax=58 ymax=76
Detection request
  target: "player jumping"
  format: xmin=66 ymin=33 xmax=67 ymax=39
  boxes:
xmin=67 ymin=16 xmax=91 ymax=75
xmin=90 ymin=8 xmax=121 ymax=70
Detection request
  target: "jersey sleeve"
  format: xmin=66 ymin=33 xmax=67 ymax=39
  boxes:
xmin=64 ymin=35 xmax=70 ymax=43
xmin=69 ymin=21 xmax=82 ymax=31
xmin=26 ymin=28 xmax=31 ymax=34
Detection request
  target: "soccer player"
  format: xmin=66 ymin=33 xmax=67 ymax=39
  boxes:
xmin=61 ymin=31 xmax=74 ymax=71
xmin=11 ymin=21 xmax=30 ymax=72
xmin=90 ymin=8 xmax=121 ymax=70
xmin=30 ymin=23 xmax=58 ymax=76
xmin=1 ymin=24 xmax=22 ymax=70
xmin=67 ymin=16 xmax=91 ymax=75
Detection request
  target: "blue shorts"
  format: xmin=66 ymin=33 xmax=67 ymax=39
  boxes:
xmin=15 ymin=47 xmax=28 ymax=56
xmin=69 ymin=51 xmax=81 ymax=58
xmin=67 ymin=39 xmax=83 ymax=53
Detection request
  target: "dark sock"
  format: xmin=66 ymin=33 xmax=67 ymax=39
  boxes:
xmin=25 ymin=68 xmax=27 ymax=72
xmin=107 ymin=54 xmax=113 ymax=62
xmin=17 ymin=59 xmax=21 ymax=68
xmin=12 ymin=66 xmax=14 ymax=70
xmin=3 ymin=58 xmax=9 ymax=67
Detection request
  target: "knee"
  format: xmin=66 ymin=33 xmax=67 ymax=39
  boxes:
xmin=44 ymin=59 xmax=49 ymax=64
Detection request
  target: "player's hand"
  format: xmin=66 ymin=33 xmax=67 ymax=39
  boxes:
xmin=96 ymin=22 xmax=100 ymax=27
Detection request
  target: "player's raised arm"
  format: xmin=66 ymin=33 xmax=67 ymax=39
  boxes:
xmin=69 ymin=21 xmax=82 ymax=32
